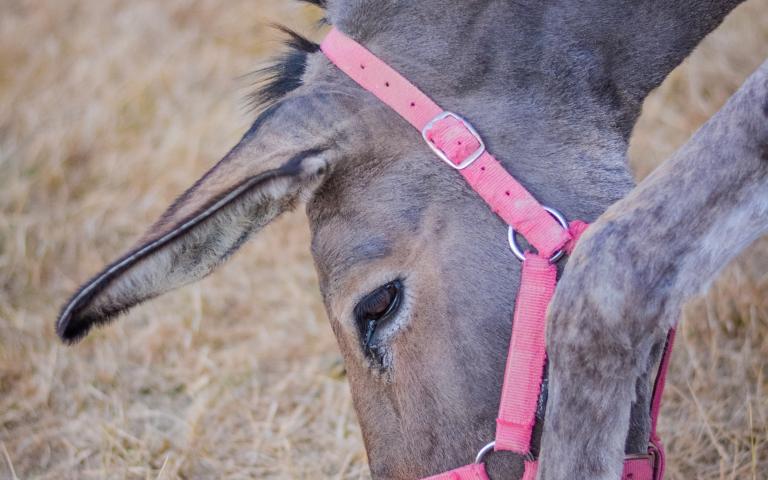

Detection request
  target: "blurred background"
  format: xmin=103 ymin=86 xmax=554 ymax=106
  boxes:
xmin=0 ymin=1 xmax=766 ymax=478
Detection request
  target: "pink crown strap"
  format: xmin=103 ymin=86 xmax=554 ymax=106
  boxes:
xmin=321 ymin=28 xmax=570 ymax=258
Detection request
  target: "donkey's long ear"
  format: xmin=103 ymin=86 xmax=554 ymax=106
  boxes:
xmin=57 ymin=102 xmax=337 ymax=343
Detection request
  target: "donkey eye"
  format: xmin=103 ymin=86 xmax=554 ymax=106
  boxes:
xmin=354 ymin=280 xmax=402 ymax=350
xmin=356 ymin=281 xmax=400 ymax=319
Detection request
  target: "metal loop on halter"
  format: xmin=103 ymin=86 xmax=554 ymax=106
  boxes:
xmin=475 ymin=441 xmax=495 ymax=464
xmin=508 ymin=206 xmax=568 ymax=263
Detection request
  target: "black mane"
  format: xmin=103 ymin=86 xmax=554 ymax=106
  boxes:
xmin=247 ymin=26 xmax=320 ymax=112
xmin=298 ymin=0 xmax=326 ymax=7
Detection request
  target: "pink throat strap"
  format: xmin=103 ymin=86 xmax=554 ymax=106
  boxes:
xmin=321 ymin=27 xmax=671 ymax=480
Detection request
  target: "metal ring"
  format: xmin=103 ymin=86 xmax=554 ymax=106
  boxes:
xmin=474 ymin=441 xmax=495 ymax=464
xmin=508 ymin=206 xmax=568 ymax=263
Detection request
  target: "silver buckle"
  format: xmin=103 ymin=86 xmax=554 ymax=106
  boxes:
xmin=421 ymin=111 xmax=485 ymax=170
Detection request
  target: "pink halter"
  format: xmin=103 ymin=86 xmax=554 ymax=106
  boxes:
xmin=321 ymin=27 xmax=672 ymax=480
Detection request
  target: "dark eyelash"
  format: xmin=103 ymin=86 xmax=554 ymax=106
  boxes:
xmin=359 ymin=288 xmax=393 ymax=317
xmin=354 ymin=280 xmax=401 ymax=320
xmin=354 ymin=280 xmax=402 ymax=351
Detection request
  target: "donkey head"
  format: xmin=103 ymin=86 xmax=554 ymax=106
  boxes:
xmin=58 ymin=1 xmax=741 ymax=478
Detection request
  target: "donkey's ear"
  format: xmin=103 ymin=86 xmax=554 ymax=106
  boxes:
xmin=56 ymin=127 xmax=331 ymax=342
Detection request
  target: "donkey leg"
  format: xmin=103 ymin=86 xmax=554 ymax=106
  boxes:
xmin=624 ymin=338 xmax=665 ymax=455
xmin=538 ymin=58 xmax=768 ymax=480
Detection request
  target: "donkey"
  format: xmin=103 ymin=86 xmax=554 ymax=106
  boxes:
xmin=56 ymin=1 xmax=765 ymax=479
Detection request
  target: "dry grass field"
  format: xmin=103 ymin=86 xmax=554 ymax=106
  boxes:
xmin=1 ymin=1 xmax=767 ymax=479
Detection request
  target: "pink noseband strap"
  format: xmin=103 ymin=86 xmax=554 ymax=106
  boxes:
xmin=422 ymin=464 xmax=490 ymax=480
xmin=321 ymin=27 xmax=672 ymax=480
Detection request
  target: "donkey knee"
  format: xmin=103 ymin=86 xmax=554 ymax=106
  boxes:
xmin=547 ymin=223 xmax=668 ymax=378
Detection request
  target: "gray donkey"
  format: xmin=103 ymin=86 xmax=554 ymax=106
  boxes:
xmin=56 ymin=1 xmax=767 ymax=479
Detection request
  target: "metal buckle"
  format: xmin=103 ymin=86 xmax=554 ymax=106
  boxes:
xmin=421 ymin=111 xmax=485 ymax=170
xmin=508 ymin=206 xmax=568 ymax=263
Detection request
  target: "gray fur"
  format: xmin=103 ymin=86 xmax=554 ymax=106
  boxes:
xmin=56 ymin=1 xmax=752 ymax=478
xmin=540 ymin=59 xmax=768 ymax=480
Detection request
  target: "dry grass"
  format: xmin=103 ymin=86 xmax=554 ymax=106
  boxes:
xmin=0 ymin=1 xmax=766 ymax=479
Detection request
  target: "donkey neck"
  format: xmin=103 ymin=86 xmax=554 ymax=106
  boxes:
xmin=329 ymin=0 xmax=643 ymax=134
xmin=328 ymin=0 xmax=638 ymax=221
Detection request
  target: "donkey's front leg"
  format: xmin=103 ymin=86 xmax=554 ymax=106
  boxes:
xmin=538 ymin=58 xmax=768 ymax=480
